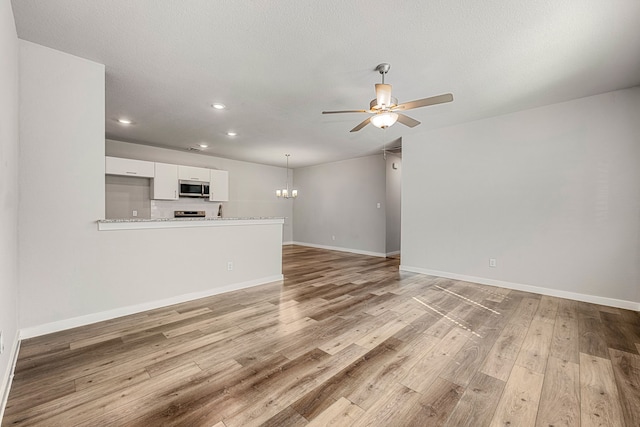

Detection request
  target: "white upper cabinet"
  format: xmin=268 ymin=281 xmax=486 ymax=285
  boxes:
xmin=178 ymin=165 xmax=210 ymax=182
xmin=105 ymin=156 xmax=154 ymax=178
xmin=152 ymin=162 xmax=179 ymax=200
xmin=209 ymin=169 xmax=229 ymax=201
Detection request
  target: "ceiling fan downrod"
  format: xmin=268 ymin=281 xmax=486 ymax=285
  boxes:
xmin=375 ymin=63 xmax=390 ymax=84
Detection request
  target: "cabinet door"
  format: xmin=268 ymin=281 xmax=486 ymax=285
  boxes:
xmin=105 ymin=156 xmax=154 ymax=178
xmin=178 ymin=165 xmax=210 ymax=182
xmin=152 ymin=163 xmax=179 ymax=200
xmin=209 ymin=169 xmax=229 ymax=201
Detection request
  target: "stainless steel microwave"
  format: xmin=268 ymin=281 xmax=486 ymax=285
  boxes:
xmin=179 ymin=180 xmax=210 ymax=198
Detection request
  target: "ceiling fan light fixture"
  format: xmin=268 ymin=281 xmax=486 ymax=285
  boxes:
xmin=370 ymin=97 xmax=398 ymax=112
xmin=370 ymin=112 xmax=398 ymax=129
xmin=375 ymin=84 xmax=393 ymax=109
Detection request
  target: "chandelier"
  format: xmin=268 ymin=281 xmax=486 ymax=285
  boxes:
xmin=276 ymin=154 xmax=298 ymax=198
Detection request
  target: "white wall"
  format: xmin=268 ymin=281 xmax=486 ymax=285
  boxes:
xmin=402 ymin=88 xmax=640 ymax=309
xmin=0 ymin=0 xmax=19 ymax=413
xmin=293 ymin=154 xmax=387 ymax=256
xmin=18 ymin=41 xmax=106 ymax=329
xmin=106 ymin=140 xmax=295 ymax=242
xmin=385 ymin=153 xmax=402 ymax=255
xmin=18 ymin=43 xmax=283 ymax=333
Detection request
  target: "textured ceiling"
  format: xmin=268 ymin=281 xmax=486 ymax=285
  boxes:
xmin=11 ymin=0 xmax=640 ymax=168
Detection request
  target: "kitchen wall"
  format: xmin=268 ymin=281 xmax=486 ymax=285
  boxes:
xmin=105 ymin=175 xmax=151 ymax=219
xmin=385 ymin=153 xmax=402 ymax=255
xmin=293 ymin=154 xmax=387 ymax=256
xmin=105 ymin=140 xmax=294 ymax=242
xmin=402 ymin=87 xmax=640 ymax=309
xmin=0 ymin=0 xmax=19 ymax=414
xmin=18 ymin=42 xmax=284 ymax=333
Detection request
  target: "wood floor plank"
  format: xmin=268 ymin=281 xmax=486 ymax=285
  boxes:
xmin=346 ymin=334 xmax=441 ymax=411
xmin=480 ymin=322 xmax=529 ymax=381
xmin=7 ymin=362 xmax=202 ymax=426
xmin=406 ymin=377 xmax=465 ymax=426
xmin=440 ymin=321 xmax=503 ymax=387
xmin=123 ymin=353 xmax=290 ymax=427
xmin=549 ymin=299 xmax=580 ymax=364
xmin=306 ymin=397 xmax=365 ymax=426
xmin=290 ymin=340 xmax=402 ymax=421
xmin=354 ymin=317 xmax=410 ymax=350
xmin=608 ymin=348 xmax=640 ymax=426
xmin=535 ymin=356 xmax=580 ymax=427
xmin=515 ymin=317 xmax=555 ymax=374
xmin=400 ymin=327 xmax=470 ymax=392
xmin=578 ymin=311 xmax=609 ymax=359
xmin=579 ymin=352 xmax=626 ymax=427
xmin=257 ymin=406 xmax=308 ymax=427
xmin=489 ymin=365 xmax=545 ymax=427
xmin=350 ymin=383 xmax=421 ymax=427
xmin=319 ymin=310 xmax=396 ymax=355
xmin=600 ymin=317 xmax=640 ymax=355
xmin=444 ymin=371 xmax=505 ymax=427
xmin=533 ymin=295 xmax=559 ymax=324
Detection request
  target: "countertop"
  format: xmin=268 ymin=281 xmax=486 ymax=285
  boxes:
xmin=97 ymin=217 xmax=285 ymax=230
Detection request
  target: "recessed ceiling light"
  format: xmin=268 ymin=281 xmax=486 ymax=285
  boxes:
xmin=212 ymin=103 xmax=226 ymax=110
xmin=117 ymin=118 xmax=132 ymax=124
xmin=199 ymin=143 xmax=208 ymax=148
xmin=226 ymin=131 xmax=237 ymax=137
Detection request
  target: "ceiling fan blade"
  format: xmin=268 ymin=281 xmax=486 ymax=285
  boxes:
xmin=396 ymin=113 xmax=421 ymax=128
xmin=350 ymin=117 xmax=371 ymax=132
xmin=395 ymin=93 xmax=454 ymax=111
xmin=322 ymin=109 xmax=368 ymax=114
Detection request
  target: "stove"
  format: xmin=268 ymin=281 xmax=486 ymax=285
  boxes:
xmin=174 ymin=210 xmax=206 ymax=218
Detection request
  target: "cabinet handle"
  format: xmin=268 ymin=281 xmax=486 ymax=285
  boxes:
xmin=191 ymin=177 xmax=198 ymax=180
xmin=126 ymin=171 xmax=137 ymax=175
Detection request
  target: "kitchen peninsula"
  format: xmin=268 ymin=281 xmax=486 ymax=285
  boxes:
xmin=20 ymin=215 xmax=285 ymax=338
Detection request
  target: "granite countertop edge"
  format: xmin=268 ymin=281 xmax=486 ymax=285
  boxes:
xmin=98 ymin=217 xmax=285 ymax=223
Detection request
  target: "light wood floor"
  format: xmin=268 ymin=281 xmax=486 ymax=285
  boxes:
xmin=4 ymin=245 xmax=640 ymax=426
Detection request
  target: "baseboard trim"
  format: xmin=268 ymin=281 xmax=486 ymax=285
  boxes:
xmin=282 ymin=241 xmax=294 ymax=246
xmin=19 ymin=275 xmax=284 ymax=339
xmin=292 ymin=241 xmax=386 ymax=258
xmin=399 ymin=265 xmax=640 ymax=311
xmin=0 ymin=330 xmax=21 ymax=423
xmin=386 ymin=250 xmax=400 ymax=257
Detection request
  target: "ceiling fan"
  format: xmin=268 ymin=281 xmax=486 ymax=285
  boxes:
xmin=322 ymin=63 xmax=453 ymax=132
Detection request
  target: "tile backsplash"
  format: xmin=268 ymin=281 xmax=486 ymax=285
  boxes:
xmin=151 ymin=199 xmax=222 ymax=219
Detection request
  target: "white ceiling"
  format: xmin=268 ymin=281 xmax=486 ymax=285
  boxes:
xmin=11 ymin=0 xmax=640 ymax=168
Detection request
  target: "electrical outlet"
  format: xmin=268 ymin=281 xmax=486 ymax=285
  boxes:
xmin=489 ymin=258 xmax=497 ymax=268
xmin=376 ymin=203 xmax=381 ymax=209
xmin=227 ymin=261 xmax=233 ymax=271
xmin=132 ymin=210 xmax=138 ymax=217
xmin=332 ymin=235 xmax=336 ymax=241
